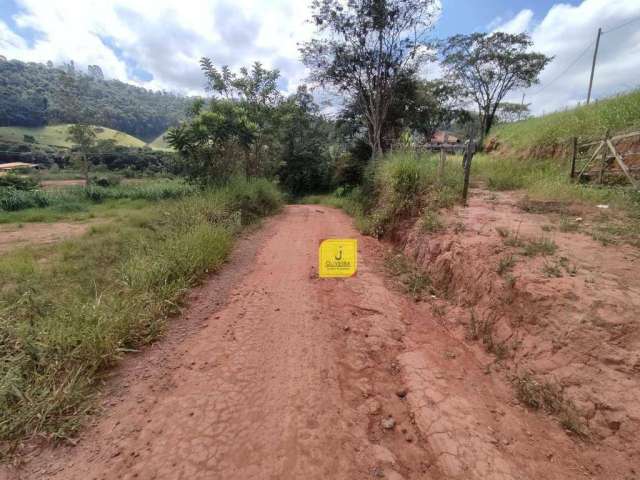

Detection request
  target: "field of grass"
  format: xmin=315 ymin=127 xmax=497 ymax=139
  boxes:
xmin=0 ymin=124 xmax=148 ymax=149
xmin=148 ymin=130 xmax=173 ymax=151
xmin=472 ymin=154 xmax=640 ymax=210
xmin=0 ymin=179 xmax=194 ymax=219
xmin=0 ymin=177 xmax=282 ymax=452
xmin=489 ymin=89 xmax=640 ymax=157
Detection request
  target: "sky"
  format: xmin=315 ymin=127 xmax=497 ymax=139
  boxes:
xmin=1 ymin=0 xmax=639 ymax=115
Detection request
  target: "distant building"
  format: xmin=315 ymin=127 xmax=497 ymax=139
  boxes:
xmin=430 ymin=131 xmax=460 ymax=144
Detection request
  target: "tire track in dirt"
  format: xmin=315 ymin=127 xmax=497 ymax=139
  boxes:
xmin=6 ymin=205 xmax=604 ymax=479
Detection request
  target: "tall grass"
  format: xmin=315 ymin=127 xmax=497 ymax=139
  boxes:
xmin=0 ymin=179 xmax=195 ymax=212
xmin=306 ymin=151 xmax=462 ymax=237
xmin=489 ymin=89 xmax=640 ymax=156
xmin=472 ymin=154 xmax=640 ymax=211
xmin=0 ymin=177 xmax=282 ymax=450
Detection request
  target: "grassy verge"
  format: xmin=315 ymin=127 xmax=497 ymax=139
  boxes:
xmin=0 ymin=177 xmax=282 ymax=453
xmin=488 ymin=89 xmax=640 ymax=156
xmin=0 ymin=179 xmax=195 ymax=223
xmin=304 ymin=151 xmax=463 ymax=237
xmin=472 ymin=154 xmax=640 ymax=246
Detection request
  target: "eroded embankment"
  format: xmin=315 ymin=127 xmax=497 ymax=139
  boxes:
xmin=392 ymin=188 xmax=640 ymax=478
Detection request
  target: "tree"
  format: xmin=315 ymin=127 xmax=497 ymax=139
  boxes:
xmin=277 ymin=86 xmax=332 ymax=195
xmin=166 ymin=100 xmax=257 ymax=183
xmin=199 ymin=58 xmax=283 ymax=176
xmin=440 ymin=32 xmax=551 ymax=140
xmin=67 ymin=124 xmax=97 ymax=185
xmin=496 ymin=102 xmax=530 ymax=123
xmin=301 ymin=0 xmax=439 ymax=158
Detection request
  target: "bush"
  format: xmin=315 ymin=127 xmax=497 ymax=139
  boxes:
xmin=91 ymin=174 xmax=122 ymax=187
xmin=357 ymin=152 xmax=462 ymax=237
xmin=0 ymin=174 xmax=38 ymax=191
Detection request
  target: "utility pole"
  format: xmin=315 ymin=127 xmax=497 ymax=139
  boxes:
xmin=586 ymin=27 xmax=602 ymax=105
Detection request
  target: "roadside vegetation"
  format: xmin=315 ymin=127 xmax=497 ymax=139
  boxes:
xmin=0 ymin=179 xmax=194 ymax=221
xmin=305 ymin=151 xmax=463 ymax=238
xmin=472 ymin=154 xmax=640 ymax=246
xmin=0 ymin=177 xmax=281 ymax=452
xmin=488 ymin=89 xmax=640 ymax=157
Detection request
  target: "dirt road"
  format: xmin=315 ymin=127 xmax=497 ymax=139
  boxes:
xmin=8 ymin=205 xmax=627 ymax=479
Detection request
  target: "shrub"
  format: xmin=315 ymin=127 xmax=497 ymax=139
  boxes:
xmin=0 ymin=174 xmax=38 ymax=191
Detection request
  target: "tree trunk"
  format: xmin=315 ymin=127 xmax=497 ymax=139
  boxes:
xmin=82 ymin=152 xmax=90 ymax=187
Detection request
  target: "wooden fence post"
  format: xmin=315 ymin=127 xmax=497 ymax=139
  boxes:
xmin=598 ymin=130 xmax=609 ymax=184
xmin=438 ymin=147 xmax=446 ymax=183
xmin=570 ymin=136 xmax=578 ymax=178
xmin=462 ymin=140 xmax=476 ymax=206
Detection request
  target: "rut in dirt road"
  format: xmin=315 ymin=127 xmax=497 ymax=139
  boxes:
xmin=10 ymin=205 xmax=602 ymax=480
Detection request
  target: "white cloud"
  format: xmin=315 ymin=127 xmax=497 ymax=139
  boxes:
xmin=490 ymin=9 xmax=534 ymax=34
xmin=493 ymin=0 xmax=640 ymax=115
xmin=0 ymin=0 xmax=316 ymax=95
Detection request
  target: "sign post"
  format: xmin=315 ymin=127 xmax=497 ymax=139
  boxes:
xmin=318 ymin=239 xmax=358 ymax=278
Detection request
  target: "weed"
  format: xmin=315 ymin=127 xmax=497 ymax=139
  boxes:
xmin=542 ymin=261 xmax=562 ymax=278
xmin=523 ymin=237 xmax=557 ymax=256
xmin=497 ymin=255 xmax=516 ymax=275
xmin=514 ymin=373 xmax=587 ymax=437
xmin=559 ymin=216 xmax=580 ymax=232
xmin=421 ymin=210 xmax=444 ymax=233
xmin=495 ymin=226 xmax=510 ymax=238
xmin=558 ymin=256 xmax=578 ymax=276
xmin=504 ymin=273 xmax=517 ymax=289
xmin=384 ymin=251 xmax=431 ymax=300
xmin=453 ymin=221 xmax=466 ymax=233
xmin=466 ymin=311 xmax=479 ymax=341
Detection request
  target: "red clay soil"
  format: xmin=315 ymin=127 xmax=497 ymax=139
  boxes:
xmin=3 ymin=203 xmax=638 ymax=479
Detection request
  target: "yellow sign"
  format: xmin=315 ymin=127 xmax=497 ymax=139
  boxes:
xmin=318 ymin=239 xmax=357 ymax=278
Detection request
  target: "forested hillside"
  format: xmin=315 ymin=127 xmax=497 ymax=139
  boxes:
xmin=0 ymin=58 xmax=189 ymax=141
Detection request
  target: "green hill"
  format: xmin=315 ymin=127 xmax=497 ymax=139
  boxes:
xmin=0 ymin=124 xmax=147 ymax=149
xmin=148 ymin=130 xmax=174 ymax=151
xmin=488 ymin=89 xmax=640 ymax=158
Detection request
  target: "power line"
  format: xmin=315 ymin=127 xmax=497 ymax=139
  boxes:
xmin=602 ymin=15 xmax=640 ymax=34
xmin=530 ymin=40 xmax=595 ymax=96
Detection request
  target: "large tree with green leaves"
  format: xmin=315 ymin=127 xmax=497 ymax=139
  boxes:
xmin=440 ymin=32 xmax=551 ymax=140
xmin=277 ymin=86 xmax=333 ymax=195
xmin=301 ymin=0 xmax=439 ymax=158
xmin=198 ymin=59 xmax=283 ymax=177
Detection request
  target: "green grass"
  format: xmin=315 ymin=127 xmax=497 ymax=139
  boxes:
xmin=514 ymin=373 xmax=587 ymax=437
xmin=0 ymin=179 xmax=195 ymax=218
xmin=384 ymin=251 xmax=432 ymax=299
xmin=497 ymin=255 xmax=516 ymax=275
xmin=305 ymin=152 xmax=463 ymax=238
xmin=0 ymin=124 xmax=148 ymax=149
xmin=0 ymin=177 xmax=282 ymax=452
xmin=472 ymin=154 xmax=640 ymax=245
xmin=522 ymin=237 xmax=557 ymax=257
xmin=488 ymin=89 xmax=640 ymax=156
xmin=147 ymin=130 xmax=174 ymax=151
